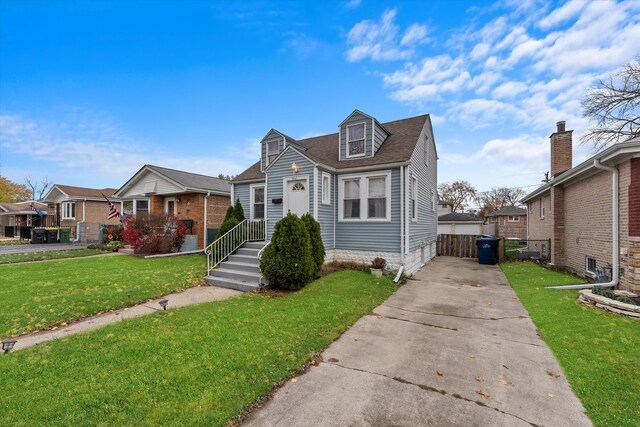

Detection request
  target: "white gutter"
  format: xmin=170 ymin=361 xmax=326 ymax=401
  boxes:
xmin=548 ymin=159 xmax=618 ymax=290
xmin=400 ymin=165 xmax=405 ymax=265
xmin=203 ymin=192 xmax=210 ymax=249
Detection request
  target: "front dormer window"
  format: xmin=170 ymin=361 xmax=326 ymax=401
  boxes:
xmin=267 ymin=141 xmax=279 ymax=165
xmin=347 ymin=123 xmax=365 ymax=157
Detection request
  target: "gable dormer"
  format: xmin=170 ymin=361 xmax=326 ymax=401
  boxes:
xmin=338 ymin=110 xmax=389 ymax=160
xmin=260 ymin=129 xmax=285 ymax=171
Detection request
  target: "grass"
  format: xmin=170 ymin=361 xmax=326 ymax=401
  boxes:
xmin=504 ymin=239 xmax=527 ymax=260
xmin=0 ymin=248 xmax=109 ymax=265
xmin=0 ymin=254 xmax=205 ymax=338
xmin=501 ymin=262 xmax=640 ymax=427
xmin=0 ymin=270 xmax=396 ymax=426
xmin=0 ymin=239 xmax=27 ymax=246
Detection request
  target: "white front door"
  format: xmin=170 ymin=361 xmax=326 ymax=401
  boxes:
xmin=286 ymin=179 xmax=308 ymax=217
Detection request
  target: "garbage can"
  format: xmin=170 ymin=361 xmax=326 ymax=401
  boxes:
xmin=46 ymin=228 xmax=59 ymax=244
xmin=476 ymin=237 xmax=500 ymax=265
xmin=59 ymin=228 xmax=71 ymax=243
xmin=31 ymin=228 xmax=46 ymax=244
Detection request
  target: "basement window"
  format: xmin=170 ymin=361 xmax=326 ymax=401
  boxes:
xmin=586 ymin=256 xmax=596 ymax=275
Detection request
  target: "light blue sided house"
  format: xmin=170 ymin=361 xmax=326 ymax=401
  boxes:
xmin=205 ymin=110 xmax=438 ymax=291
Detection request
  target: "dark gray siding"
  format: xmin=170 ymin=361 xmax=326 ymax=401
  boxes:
xmin=233 ymin=183 xmax=252 ymax=216
xmin=261 ymin=131 xmax=285 ymax=171
xmin=335 ymin=168 xmax=401 ymax=252
xmin=266 ymin=148 xmax=315 ymax=239
xmin=408 ymin=120 xmax=438 ymax=251
xmin=339 ymin=112 xmax=373 ymax=160
xmin=317 ymin=168 xmax=335 ymax=249
xmin=373 ymin=121 xmax=388 ymax=154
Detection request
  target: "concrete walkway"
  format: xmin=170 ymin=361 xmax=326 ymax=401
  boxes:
xmin=10 ymin=286 xmax=242 ymax=352
xmin=0 ymin=243 xmax=89 ymax=255
xmin=245 ymin=257 xmax=592 ymax=427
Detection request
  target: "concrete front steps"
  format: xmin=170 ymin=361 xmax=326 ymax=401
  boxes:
xmin=205 ymin=241 xmax=267 ymax=292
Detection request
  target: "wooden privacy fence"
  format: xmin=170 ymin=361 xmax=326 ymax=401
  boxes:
xmin=437 ymin=234 xmax=480 ymax=258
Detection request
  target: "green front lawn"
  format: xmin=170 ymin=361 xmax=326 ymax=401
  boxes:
xmin=0 ymin=271 xmax=396 ymax=426
xmin=0 ymin=248 xmax=108 ymax=265
xmin=0 ymin=255 xmax=204 ymax=338
xmin=501 ymin=262 xmax=640 ymax=427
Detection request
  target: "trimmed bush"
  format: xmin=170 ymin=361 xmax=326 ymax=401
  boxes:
xmin=301 ymin=213 xmax=325 ymax=274
xmin=233 ymin=198 xmax=245 ymax=222
xmin=216 ymin=216 xmax=240 ymax=240
xmin=121 ymin=213 xmax=188 ymax=254
xmin=260 ymin=213 xmax=314 ymax=290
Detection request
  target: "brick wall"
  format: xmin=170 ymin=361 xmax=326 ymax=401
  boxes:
xmin=550 ymin=124 xmax=573 ymax=177
xmin=496 ymin=214 xmax=527 ymax=239
xmin=149 ymin=195 xmax=163 ymax=213
xmin=526 ymin=193 xmax=553 ymax=244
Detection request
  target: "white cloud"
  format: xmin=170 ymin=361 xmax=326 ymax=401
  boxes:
xmin=345 ymin=9 xmax=426 ymax=62
xmin=538 ymin=0 xmax=588 ymax=30
xmin=492 ymin=81 xmax=528 ymax=99
xmin=345 ymin=0 xmax=361 ymax=9
xmin=282 ymin=32 xmax=319 ymax=58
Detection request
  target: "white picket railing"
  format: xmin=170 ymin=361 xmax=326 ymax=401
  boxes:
xmin=205 ymin=219 xmax=265 ymax=275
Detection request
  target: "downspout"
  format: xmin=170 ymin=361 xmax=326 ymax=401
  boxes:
xmin=400 ymin=166 xmax=405 ymax=266
xmin=203 ymin=192 xmax=210 ymax=250
xmin=548 ymin=159 xmax=618 ymax=289
xmin=75 ymin=199 xmax=86 ymax=243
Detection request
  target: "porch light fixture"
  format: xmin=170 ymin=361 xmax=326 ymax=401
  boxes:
xmin=2 ymin=339 xmax=17 ymax=353
xmin=158 ymin=299 xmax=169 ymax=310
xmin=291 ymin=163 xmax=299 ymax=174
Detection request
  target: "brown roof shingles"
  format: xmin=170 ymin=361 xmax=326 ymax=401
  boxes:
xmin=56 ymin=185 xmax=118 ymax=199
xmin=233 ymin=114 xmax=429 ymax=182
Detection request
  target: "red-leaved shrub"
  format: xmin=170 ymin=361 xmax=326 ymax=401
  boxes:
xmin=122 ymin=212 xmax=188 ymax=255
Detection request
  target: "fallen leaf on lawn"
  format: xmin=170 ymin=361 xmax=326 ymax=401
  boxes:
xmin=310 ymin=360 xmax=316 ymax=365
xmin=499 ymin=379 xmax=511 ymax=385
xmin=469 ymin=354 xmax=476 ymax=359
xmin=436 ymin=371 xmax=444 ymax=376
xmin=548 ymin=393 xmax=555 ymax=398
xmin=328 ymin=358 xmax=339 ymax=363
xmin=60 ymin=322 xmax=68 ymax=327
xmin=477 ymin=390 xmax=490 ymax=399
xmin=51 ymin=326 xmax=58 ymax=331
xmin=475 ymin=376 xmax=484 ymax=382
xmin=547 ymin=371 xmax=561 ymax=378
xmin=291 ymin=379 xmax=297 ymax=383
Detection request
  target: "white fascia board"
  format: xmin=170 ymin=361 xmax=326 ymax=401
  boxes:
xmin=184 ymin=187 xmax=230 ymax=196
xmin=264 ymin=145 xmax=318 ymax=172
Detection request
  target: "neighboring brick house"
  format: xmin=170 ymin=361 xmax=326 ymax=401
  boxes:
xmin=42 ymin=185 xmax=121 ymax=242
xmin=522 ymin=121 xmax=640 ymax=292
xmin=115 ymin=165 xmax=231 ymax=250
xmin=438 ymin=212 xmax=483 ymax=235
xmin=0 ymin=201 xmax=49 ymax=237
xmin=485 ymin=206 xmax=527 ymax=239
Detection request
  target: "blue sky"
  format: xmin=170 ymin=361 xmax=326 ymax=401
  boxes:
xmin=1 ymin=0 xmax=639 ymax=200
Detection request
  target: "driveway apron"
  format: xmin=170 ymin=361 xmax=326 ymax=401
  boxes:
xmin=245 ymin=257 xmax=592 ymax=427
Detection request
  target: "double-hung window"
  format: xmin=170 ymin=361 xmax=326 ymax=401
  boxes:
xmin=339 ymin=171 xmax=391 ymax=221
xmin=410 ymin=176 xmax=417 ymax=222
xmin=62 ymin=202 xmax=75 ymax=219
xmin=136 ymin=200 xmax=149 ymax=215
xmin=267 ymin=141 xmax=279 ymax=165
xmin=540 ymin=197 xmax=545 ymax=218
xmin=346 ymin=123 xmax=365 ymax=157
xmin=251 ymin=185 xmax=265 ymax=220
xmin=321 ymin=173 xmax=331 ymax=205
xmin=343 ymin=178 xmax=360 ymax=219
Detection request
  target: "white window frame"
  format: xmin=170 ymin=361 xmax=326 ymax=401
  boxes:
xmin=164 ymin=197 xmax=177 ymax=216
xmin=321 ymin=172 xmax=331 ymax=205
xmin=250 ymin=184 xmax=266 ymax=221
xmin=338 ymin=170 xmax=392 ymax=222
xmin=540 ymin=197 xmax=545 ymax=219
xmin=267 ymin=140 xmax=279 ymax=165
xmin=61 ymin=202 xmax=75 ymax=220
xmin=135 ymin=199 xmax=149 ymax=214
xmin=345 ymin=122 xmax=366 ymax=158
xmin=411 ymin=175 xmax=418 ymax=222
xmin=507 ymin=215 xmax=520 ymax=222
xmin=585 ymin=256 xmax=597 ymax=275
xmin=431 ymin=191 xmax=436 ymax=213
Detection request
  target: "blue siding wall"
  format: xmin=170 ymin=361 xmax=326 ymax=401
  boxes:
xmin=373 ymin=121 xmax=388 ymax=154
xmin=340 ymin=112 xmax=373 ymax=160
xmin=408 ymin=119 xmax=438 ymax=251
xmin=232 ymin=183 xmax=252 ymax=217
xmin=335 ymin=168 xmax=401 ymax=252
xmin=317 ymin=168 xmax=335 ymax=249
xmin=261 ymin=131 xmax=285 ymax=171
xmin=266 ymin=148 xmax=315 ymax=239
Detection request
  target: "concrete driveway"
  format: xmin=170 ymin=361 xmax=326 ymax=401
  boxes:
xmin=245 ymin=257 xmax=592 ymax=427
xmin=0 ymin=243 xmax=88 ymax=255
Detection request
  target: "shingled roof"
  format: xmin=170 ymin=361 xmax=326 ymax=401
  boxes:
xmin=55 ymin=185 xmax=118 ymax=199
xmin=485 ymin=206 xmax=527 ymax=217
xmin=438 ymin=212 xmax=483 ymax=222
xmin=233 ymin=114 xmax=430 ymax=182
xmin=145 ymin=165 xmax=230 ymax=194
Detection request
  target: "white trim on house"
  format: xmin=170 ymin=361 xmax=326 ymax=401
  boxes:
xmin=249 ymin=183 xmax=266 ymax=221
xmin=313 ymin=167 xmax=318 ymax=219
xmin=61 ymin=202 xmax=76 ymax=220
xmin=345 ymin=121 xmax=367 ymax=159
xmin=540 ymin=197 xmax=545 ymax=219
xmin=264 ymin=145 xmax=318 ymax=173
xmin=585 ymin=255 xmax=597 ymax=277
xmin=266 ymin=140 xmax=280 ymax=166
xmin=321 ymin=172 xmax=331 ymax=205
xmin=282 ymin=175 xmax=310 ymax=217
xmin=164 ymin=197 xmax=177 ymax=215
xmin=411 ymin=174 xmax=418 ymax=222
xmin=337 ymin=170 xmax=392 ymax=222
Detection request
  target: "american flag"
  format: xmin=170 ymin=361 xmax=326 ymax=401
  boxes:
xmin=101 ymin=192 xmax=123 ymax=222
xmin=30 ymin=203 xmax=45 ymax=217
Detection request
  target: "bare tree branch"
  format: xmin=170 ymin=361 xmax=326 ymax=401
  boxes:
xmin=24 ymin=176 xmax=52 ymax=200
xmin=581 ymin=58 xmax=640 ymax=151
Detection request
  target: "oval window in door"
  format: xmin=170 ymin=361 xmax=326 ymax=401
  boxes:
xmin=292 ymin=183 xmax=305 ymax=191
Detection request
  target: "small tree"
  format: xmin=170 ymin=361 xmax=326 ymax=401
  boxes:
xmin=215 ymin=216 xmax=240 ymax=240
xmin=260 ymin=212 xmax=314 ymax=290
xmin=301 ymin=213 xmax=325 ymax=274
xmin=223 ymin=205 xmax=235 ymax=222
xmin=233 ymin=198 xmax=245 ymax=222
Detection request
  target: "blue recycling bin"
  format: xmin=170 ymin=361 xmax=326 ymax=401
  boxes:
xmin=476 ymin=237 xmax=500 ymax=265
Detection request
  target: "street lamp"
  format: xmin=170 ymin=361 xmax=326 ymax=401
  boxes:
xmin=158 ymin=299 xmax=169 ymax=310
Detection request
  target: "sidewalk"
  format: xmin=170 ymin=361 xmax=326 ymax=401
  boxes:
xmin=10 ymin=286 xmax=242 ymax=352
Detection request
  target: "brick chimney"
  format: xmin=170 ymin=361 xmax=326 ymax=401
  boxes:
xmin=550 ymin=121 xmax=573 ymax=177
